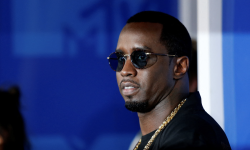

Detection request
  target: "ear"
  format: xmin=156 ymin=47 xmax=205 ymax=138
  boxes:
xmin=173 ymin=56 xmax=189 ymax=79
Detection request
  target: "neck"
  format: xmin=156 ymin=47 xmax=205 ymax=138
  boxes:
xmin=137 ymin=79 xmax=189 ymax=135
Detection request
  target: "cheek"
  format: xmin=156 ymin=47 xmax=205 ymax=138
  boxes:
xmin=139 ymin=71 xmax=159 ymax=91
xmin=140 ymin=67 xmax=171 ymax=92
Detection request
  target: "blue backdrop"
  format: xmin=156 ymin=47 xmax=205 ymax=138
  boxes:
xmin=0 ymin=0 xmax=177 ymax=149
xmin=223 ymin=0 xmax=250 ymax=149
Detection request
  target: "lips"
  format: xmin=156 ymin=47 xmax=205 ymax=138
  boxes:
xmin=120 ymin=79 xmax=140 ymax=96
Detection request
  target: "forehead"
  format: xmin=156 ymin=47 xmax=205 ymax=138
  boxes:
xmin=122 ymin=22 xmax=162 ymax=34
xmin=117 ymin=22 xmax=165 ymax=52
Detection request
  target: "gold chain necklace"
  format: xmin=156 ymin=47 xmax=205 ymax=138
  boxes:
xmin=133 ymin=99 xmax=186 ymax=150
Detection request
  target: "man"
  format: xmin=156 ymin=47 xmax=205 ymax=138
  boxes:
xmin=107 ymin=11 xmax=231 ymax=150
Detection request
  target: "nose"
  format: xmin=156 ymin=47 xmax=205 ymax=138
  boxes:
xmin=120 ymin=57 xmax=137 ymax=77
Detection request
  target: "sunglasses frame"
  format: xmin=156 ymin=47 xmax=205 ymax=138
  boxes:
xmin=107 ymin=49 xmax=177 ymax=72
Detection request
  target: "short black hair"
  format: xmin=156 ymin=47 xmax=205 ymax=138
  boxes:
xmin=127 ymin=11 xmax=192 ymax=60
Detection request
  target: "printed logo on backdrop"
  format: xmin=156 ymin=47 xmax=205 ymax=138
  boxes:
xmin=12 ymin=0 xmax=158 ymax=57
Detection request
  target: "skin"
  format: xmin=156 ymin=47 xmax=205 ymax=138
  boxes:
xmin=116 ymin=22 xmax=190 ymax=135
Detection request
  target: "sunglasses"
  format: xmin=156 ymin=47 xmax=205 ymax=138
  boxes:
xmin=107 ymin=49 xmax=176 ymax=72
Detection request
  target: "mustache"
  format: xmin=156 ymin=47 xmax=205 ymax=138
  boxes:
xmin=120 ymin=79 xmax=140 ymax=87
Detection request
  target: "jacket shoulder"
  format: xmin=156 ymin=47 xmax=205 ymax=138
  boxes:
xmin=155 ymin=111 xmax=231 ymax=150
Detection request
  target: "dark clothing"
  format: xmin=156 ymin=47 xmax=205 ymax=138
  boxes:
xmin=137 ymin=92 xmax=231 ymax=150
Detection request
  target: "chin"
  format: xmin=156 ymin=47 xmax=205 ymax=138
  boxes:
xmin=124 ymin=98 xmax=154 ymax=113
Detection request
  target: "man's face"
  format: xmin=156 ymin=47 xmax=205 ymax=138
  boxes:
xmin=116 ymin=22 xmax=176 ymax=112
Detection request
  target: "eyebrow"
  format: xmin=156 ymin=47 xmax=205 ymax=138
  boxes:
xmin=115 ymin=49 xmax=123 ymax=53
xmin=115 ymin=46 xmax=152 ymax=53
xmin=133 ymin=46 xmax=152 ymax=51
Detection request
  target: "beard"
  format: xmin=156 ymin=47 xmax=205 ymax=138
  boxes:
xmin=125 ymin=101 xmax=148 ymax=113
xmin=125 ymin=98 xmax=154 ymax=113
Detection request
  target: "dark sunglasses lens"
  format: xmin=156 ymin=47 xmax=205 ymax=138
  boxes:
xmin=132 ymin=51 xmax=148 ymax=68
xmin=108 ymin=52 xmax=125 ymax=71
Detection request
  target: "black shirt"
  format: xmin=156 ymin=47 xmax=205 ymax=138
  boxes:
xmin=136 ymin=92 xmax=231 ymax=150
